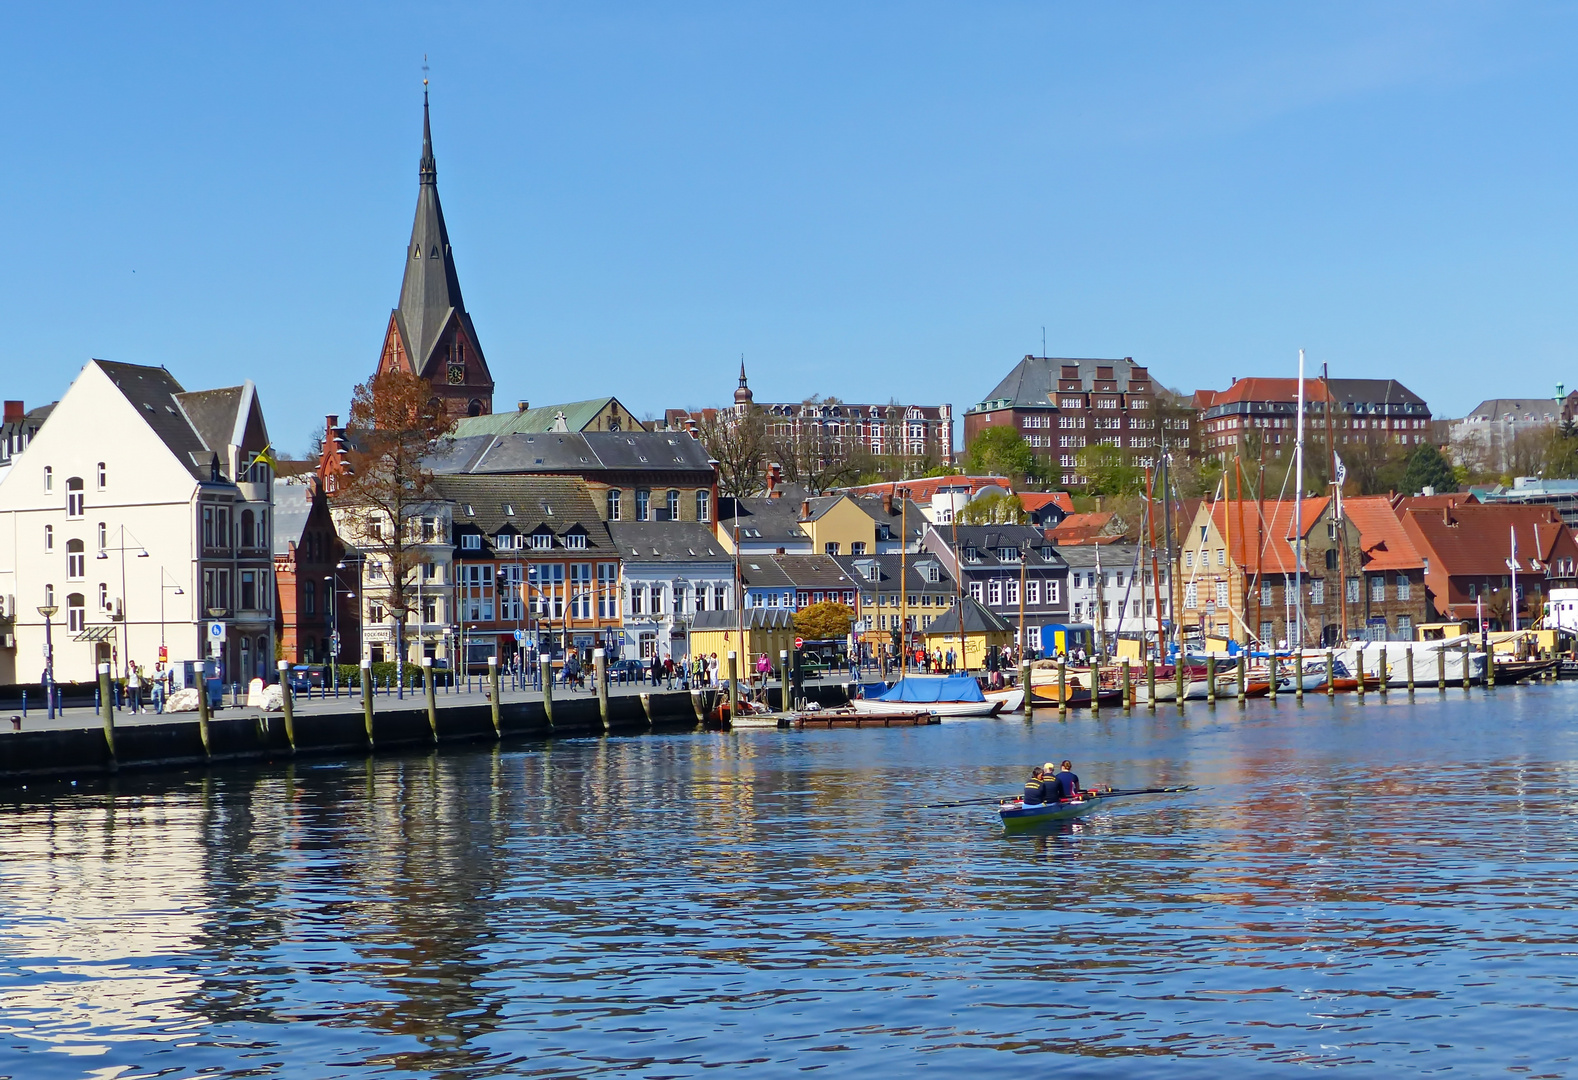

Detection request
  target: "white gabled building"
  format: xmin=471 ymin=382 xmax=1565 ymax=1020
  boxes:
xmin=0 ymin=360 xmax=275 ymax=687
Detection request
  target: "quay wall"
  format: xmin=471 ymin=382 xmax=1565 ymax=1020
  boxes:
xmin=0 ymin=682 xmax=854 ymax=783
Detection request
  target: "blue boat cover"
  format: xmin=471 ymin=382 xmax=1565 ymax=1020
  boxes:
xmin=875 ymin=676 xmax=986 ymax=703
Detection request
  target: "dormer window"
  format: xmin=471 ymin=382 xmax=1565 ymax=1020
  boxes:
xmin=532 ymin=533 xmax=554 ymax=551
xmin=1000 ymin=547 xmax=1020 ymax=562
xmin=461 ymin=533 xmax=482 ymax=551
xmin=564 ymin=533 xmax=588 ymax=550
xmin=965 ymin=546 xmax=979 ymax=563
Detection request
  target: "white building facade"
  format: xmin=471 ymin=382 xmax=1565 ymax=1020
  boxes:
xmin=0 ymin=360 xmax=275 ymax=687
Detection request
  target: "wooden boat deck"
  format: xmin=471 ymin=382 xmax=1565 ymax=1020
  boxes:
xmin=789 ymin=710 xmax=939 ymax=728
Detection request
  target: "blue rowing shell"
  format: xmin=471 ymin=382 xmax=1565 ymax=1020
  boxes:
xmin=998 ymin=796 xmax=1102 ymax=831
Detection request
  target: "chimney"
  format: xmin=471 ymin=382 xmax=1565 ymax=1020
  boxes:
xmin=766 ymin=462 xmax=783 ymax=499
xmin=2 ymin=401 xmax=21 ymax=423
xmin=518 ymin=400 xmax=529 ymax=412
xmin=1442 ymin=506 xmax=1452 ymax=526
xmin=684 ymin=417 xmax=701 ymax=440
xmin=882 ymin=492 xmax=893 ymax=515
xmin=800 ymin=499 xmax=812 ymax=521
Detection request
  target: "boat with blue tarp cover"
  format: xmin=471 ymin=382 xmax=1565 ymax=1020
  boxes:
xmin=851 ymin=675 xmax=1003 ymax=717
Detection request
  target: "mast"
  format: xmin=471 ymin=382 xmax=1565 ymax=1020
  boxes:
xmin=899 ymin=491 xmax=909 ymax=675
xmin=1094 ymin=542 xmax=1106 ymax=657
xmin=1146 ymin=466 xmax=1165 ymax=661
xmin=949 ymin=501 xmax=967 ymax=669
xmin=1323 ymin=363 xmax=1347 ymax=643
xmin=1509 ymin=525 xmax=1518 ymax=632
xmin=1294 ymin=349 xmax=1307 ymax=647
xmin=1161 ymin=434 xmax=1178 ymax=659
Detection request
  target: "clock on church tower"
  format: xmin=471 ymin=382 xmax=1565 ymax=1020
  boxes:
xmin=447 ymin=362 xmax=465 ymax=385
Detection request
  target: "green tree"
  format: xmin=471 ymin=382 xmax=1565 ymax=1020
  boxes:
xmin=794 ymin=601 xmax=854 ymax=641
xmin=1075 ymin=444 xmax=1144 ymax=496
xmin=1400 ymin=442 xmax=1458 ymax=494
xmin=965 ymin=426 xmax=1036 ymax=479
xmin=958 ymin=491 xmax=1028 ymax=524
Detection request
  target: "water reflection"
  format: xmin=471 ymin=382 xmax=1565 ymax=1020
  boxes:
xmin=0 ymin=689 xmax=1576 ymax=1076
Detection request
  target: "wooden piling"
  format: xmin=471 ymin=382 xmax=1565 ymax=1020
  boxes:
xmin=1176 ymin=653 xmax=1186 ymax=707
xmin=1325 ymin=649 xmax=1335 ymax=698
xmin=197 ymin=665 xmax=212 ymax=759
xmin=541 ymin=656 xmax=555 ymax=725
xmin=1462 ymin=643 xmax=1471 ymax=692
xmin=1091 ymin=656 xmax=1101 ymax=715
xmin=1020 ymin=660 xmax=1032 ymax=714
xmin=1406 ymin=646 xmax=1415 ymax=696
xmin=1237 ymin=654 xmax=1246 ymax=701
xmin=360 ymin=660 xmax=374 ymax=746
xmin=1295 ymin=649 xmax=1304 ymax=701
xmin=422 ymin=657 xmax=437 ymax=740
xmin=1268 ymin=651 xmax=1278 ymax=701
xmin=97 ymin=663 xmax=116 ymax=764
xmin=1121 ymin=659 xmax=1131 ymax=710
xmin=1146 ymin=657 xmax=1156 ymax=711
xmin=1356 ymin=647 xmax=1366 ymax=699
xmin=1436 ymin=645 xmax=1445 ymax=693
xmin=1206 ymin=654 xmax=1217 ymax=705
xmin=489 ymin=655 xmax=503 ymax=737
xmin=727 ymin=650 xmax=739 ymax=728
xmin=1378 ymin=649 xmax=1389 ymax=696
xmin=1058 ymin=660 xmax=1067 ymax=716
xmin=277 ymin=660 xmax=296 ymax=752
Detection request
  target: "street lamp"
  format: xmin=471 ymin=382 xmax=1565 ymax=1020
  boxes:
xmin=160 ymin=569 xmax=184 ymax=651
xmin=37 ymin=604 xmax=58 ymax=719
xmin=98 ymin=524 xmax=148 ymax=679
xmin=325 ymin=562 xmax=357 ymax=696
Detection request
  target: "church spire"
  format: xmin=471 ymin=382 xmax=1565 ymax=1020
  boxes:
xmin=734 ymin=355 xmax=754 ymax=407
xmin=420 ymin=86 xmax=436 ymax=185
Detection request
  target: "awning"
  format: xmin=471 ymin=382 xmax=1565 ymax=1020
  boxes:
xmin=74 ymin=626 xmax=118 ymax=642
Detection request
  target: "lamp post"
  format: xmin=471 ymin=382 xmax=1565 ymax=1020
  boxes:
xmin=325 ymin=561 xmax=356 ymax=696
xmin=37 ymin=604 xmax=58 ymax=719
xmin=98 ymin=525 xmax=149 ymax=680
xmin=159 ymin=570 xmax=184 ymax=650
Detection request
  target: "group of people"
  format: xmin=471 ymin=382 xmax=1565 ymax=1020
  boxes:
xmin=1022 ymin=760 xmax=1082 ymax=805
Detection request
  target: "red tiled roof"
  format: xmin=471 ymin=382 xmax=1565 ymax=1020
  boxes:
xmin=1198 ymin=378 xmax=1333 ymax=408
xmin=1208 ymin=498 xmax=1332 ymax=574
xmin=1048 ymin=510 xmax=1125 ymax=545
xmin=1019 ymin=492 xmax=1074 ymax=514
xmin=841 ymin=476 xmax=1015 ymax=502
xmin=1400 ymin=503 xmax=1572 ymax=578
xmin=1342 ymin=495 xmax=1425 ymax=572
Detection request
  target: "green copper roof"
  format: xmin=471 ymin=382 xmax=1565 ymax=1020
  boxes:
xmin=451 ymin=398 xmax=626 ymax=437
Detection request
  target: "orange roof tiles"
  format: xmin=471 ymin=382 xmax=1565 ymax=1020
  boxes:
xmin=1342 ymin=495 xmax=1425 ymax=572
xmin=1208 ymin=497 xmax=1332 ymax=575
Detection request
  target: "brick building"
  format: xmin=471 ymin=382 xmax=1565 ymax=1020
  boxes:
xmin=964 ymin=356 xmax=1193 ymax=486
xmin=273 ymin=476 xmax=359 ymax=666
xmin=1399 ymin=502 xmax=1578 ymax=629
xmin=1195 ymin=377 xmax=1432 ymax=460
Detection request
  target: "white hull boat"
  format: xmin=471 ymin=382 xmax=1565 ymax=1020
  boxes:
xmin=850 ymin=697 xmax=1003 ymax=718
xmin=983 ymin=687 xmax=1025 ymax=713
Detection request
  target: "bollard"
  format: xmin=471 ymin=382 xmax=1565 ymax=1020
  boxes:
xmin=1356 ymin=647 xmax=1367 ymax=699
xmin=196 ymin=670 xmax=212 ymax=759
xmin=780 ymin=649 xmax=791 ymax=712
xmin=594 ymin=649 xmax=609 ymax=731
xmin=97 ymin=663 xmax=116 ymax=764
xmin=727 ymin=650 xmax=739 ymax=728
xmin=1462 ymin=643 xmax=1471 ymax=692
xmin=1406 ymin=647 xmax=1415 ymax=696
xmin=277 ymin=660 xmax=297 ymax=752
xmin=1326 ymin=650 xmax=1335 ymax=698
xmin=1437 ymin=646 xmax=1446 ymax=693
xmin=1146 ymin=657 xmax=1156 ymax=711
xmin=541 ymin=657 xmax=555 ymax=725
xmin=422 ymin=657 xmax=437 ymax=741
xmin=1176 ymin=653 xmax=1186 ymax=707
xmin=489 ymin=656 xmax=503 ymax=738
xmin=1295 ymin=649 xmax=1304 ymax=701
xmin=1269 ymin=651 xmax=1278 ymax=701
xmin=1237 ymin=655 xmax=1246 ymax=701
xmin=361 ymin=660 xmax=375 ymax=746
xmin=1058 ymin=660 xmax=1068 ymax=716
xmin=1379 ymin=650 xmax=1389 ymax=696
xmin=1091 ymin=655 xmax=1101 ymax=715
xmin=1121 ymin=660 xmax=1131 ymax=710
xmin=1206 ymin=654 xmax=1217 ymax=705
xmin=1020 ymin=660 xmax=1032 ymax=714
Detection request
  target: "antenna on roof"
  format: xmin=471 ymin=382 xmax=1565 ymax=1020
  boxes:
xmin=1042 ymin=326 xmax=1046 ymax=359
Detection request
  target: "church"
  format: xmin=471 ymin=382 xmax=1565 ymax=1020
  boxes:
xmin=372 ymin=90 xmax=495 ymax=421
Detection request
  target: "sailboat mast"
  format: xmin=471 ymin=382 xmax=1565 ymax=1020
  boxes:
xmin=1294 ymin=349 xmax=1307 ymax=647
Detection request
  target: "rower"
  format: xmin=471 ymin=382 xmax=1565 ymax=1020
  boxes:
xmin=1054 ymin=760 xmax=1081 ymax=800
xmin=1022 ymin=766 xmax=1047 ymax=805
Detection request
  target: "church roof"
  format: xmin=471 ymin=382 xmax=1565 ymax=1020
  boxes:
xmin=451 ymin=398 xmax=644 ymax=437
xmin=393 ymin=93 xmax=485 ymax=379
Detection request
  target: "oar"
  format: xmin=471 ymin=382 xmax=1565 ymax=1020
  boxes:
xmin=1091 ymin=785 xmax=1197 ymax=798
xmin=920 ymin=795 xmax=1019 ymax=809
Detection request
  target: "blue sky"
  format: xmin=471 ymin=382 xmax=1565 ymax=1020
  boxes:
xmin=5 ymin=3 xmax=1576 ymax=454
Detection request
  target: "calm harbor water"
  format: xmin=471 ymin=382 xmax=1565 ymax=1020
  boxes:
xmin=2 ymin=688 xmax=1577 ymax=1078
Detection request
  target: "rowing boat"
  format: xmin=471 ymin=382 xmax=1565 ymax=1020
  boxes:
xmin=997 ymin=784 xmax=1197 ymax=831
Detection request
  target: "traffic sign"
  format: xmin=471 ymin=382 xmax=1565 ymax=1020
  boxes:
xmin=794 ymin=636 xmax=804 ymax=650
xmin=208 ymin=621 xmax=226 ymax=641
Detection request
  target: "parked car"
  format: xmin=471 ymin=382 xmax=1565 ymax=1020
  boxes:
xmin=610 ymin=658 xmax=647 ymax=682
xmin=288 ymin=665 xmax=326 ymax=693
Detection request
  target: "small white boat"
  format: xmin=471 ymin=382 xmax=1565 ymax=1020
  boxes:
xmin=851 ymin=675 xmax=1004 ymax=718
xmin=983 ymin=687 xmax=1025 ymax=713
xmin=850 ymin=697 xmax=1003 ymax=717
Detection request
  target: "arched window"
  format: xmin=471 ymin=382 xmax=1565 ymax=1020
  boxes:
xmin=665 ymin=490 xmax=680 ymax=521
xmin=695 ymin=490 xmax=711 ymax=523
xmin=67 ymin=593 xmax=85 ymax=633
xmin=43 ymin=524 xmax=53 ymax=552
xmin=467 ymin=399 xmax=483 ymax=417
xmin=43 ymin=466 xmax=52 ymax=493
xmin=241 ymin=509 xmax=255 ymax=548
xmin=607 ymin=489 xmax=622 ymax=521
xmin=66 ymin=477 xmax=84 ymax=518
xmin=96 ymin=462 xmax=106 ymax=489
xmin=66 ymin=539 xmax=85 ymax=580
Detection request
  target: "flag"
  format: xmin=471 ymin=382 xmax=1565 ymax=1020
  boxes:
xmin=250 ymin=443 xmax=278 ymax=471
xmin=1332 ymin=452 xmax=1347 ymax=519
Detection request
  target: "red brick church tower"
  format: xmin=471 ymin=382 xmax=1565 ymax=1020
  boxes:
xmin=374 ymin=90 xmax=494 ymax=419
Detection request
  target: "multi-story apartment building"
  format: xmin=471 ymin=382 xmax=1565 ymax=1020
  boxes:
xmin=273 ymin=475 xmax=359 ymax=666
xmin=0 ymin=360 xmax=275 ymax=686
xmin=0 ymin=400 xmax=53 ymax=485
xmin=833 ymin=552 xmax=960 ymax=656
xmin=919 ymin=524 xmax=1069 ymax=652
xmin=1449 ymin=394 xmax=1577 ymax=474
xmin=609 ymin=521 xmax=734 ymax=663
xmin=965 ymin=356 xmax=1191 ymax=486
xmin=1195 ymin=377 xmax=1433 ymax=460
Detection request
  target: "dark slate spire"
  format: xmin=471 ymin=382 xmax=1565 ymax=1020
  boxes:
xmin=395 ymin=88 xmax=473 ymax=376
xmin=734 ymin=355 xmax=753 ymax=407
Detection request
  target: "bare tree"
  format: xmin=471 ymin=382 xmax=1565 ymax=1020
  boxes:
xmin=333 ymin=371 xmax=452 ymax=689
xmin=695 ymin=408 xmax=769 ymax=497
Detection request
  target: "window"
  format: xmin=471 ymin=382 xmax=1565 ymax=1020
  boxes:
xmin=1217 ymin=549 xmax=1225 ymax=567
xmin=1312 ymin=580 xmax=1325 ymax=605
xmin=421 ymin=517 xmax=437 ymax=542
xmin=532 ymin=533 xmax=554 ymax=551
xmin=217 ymin=508 xmax=230 ymax=550
xmin=970 ymin=581 xmax=983 ymax=602
xmin=44 ymin=583 xmax=54 ymax=608
xmin=564 ymin=533 xmax=588 ymax=550
xmin=1184 ymin=551 xmax=1193 ymax=569
xmin=462 ymin=564 xmax=496 ymax=621
xmin=1027 ymin=579 xmax=1040 ymax=605
xmin=1397 ymin=615 xmax=1413 ymax=637
xmin=631 ymin=585 xmax=645 ymax=616
xmin=1325 ymin=548 xmax=1339 ymax=571
xmin=96 ymin=462 xmax=106 ymax=489
xmin=649 ymin=583 xmax=664 ymax=616
xmin=1046 ymin=580 xmax=1060 ymax=604
xmin=369 ymin=602 xmax=386 ymax=624
xmin=241 ymin=571 xmax=258 ymax=611
xmin=1006 ymin=580 xmax=1019 ymax=606
xmin=43 ymin=466 xmax=52 ymax=493
xmin=461 ymin=533 xmax=482 ymax=550
xmin=569 ymin=564 xmax=593 ymax=618
xmin=422 ymin=561 xmax=438 ymax=581
xmin=1370 ymin=575 xmax=1386 ymax=602
xmin=1347 ymin=576 xmax=1361 ymax=602
xmin=66 ymin=539 xmax=85 ymax=579
xmin=636 ymin=489 xmax=651 ymax=521
xmin=607 ymin=489 xmax=622 ymax=521
xmin=988 ymin=580 xmax=1002 ymax=606
xmin=424 ymin=597 xmax=440 ymax=624
xmin=44 ymin=524 xmax=53 ymax=552
xmin=66 ymin=477 xmax=84 ymax=518
xmin=1184 ymin=582 xmax=1198 ymax=608
xmin=659 ymin=490 xmax=678 ymax=521
xmin=1261 ymin=579 xmax=1273 ymax=605
xmin=1215 ymin=581 xmax=1228 ymax=606
xmin=241 ymin=509 xmax=255 ymax=548
xmin=850 ymin=541 xmax=866 ymax=555
xmin=825 ymin=542 xmax=841 ymax=555
xmin=1397 ymin=576 xmax=1412 ymax=600
xmin=696 ymin=490 xmax=711 ymax=522
xmin=599 ymin=563 xmax=619 ymax=619
xmin=203 ymin=506 xmax=215 ymax=549
xmin=67 ymin=593 xmax=85 ymax=634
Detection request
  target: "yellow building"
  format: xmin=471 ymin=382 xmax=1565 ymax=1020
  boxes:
xmin=687 ymin=609 xmax=796 ymax=677
xmin=921 ymin=597 xmax=1014 ymax=671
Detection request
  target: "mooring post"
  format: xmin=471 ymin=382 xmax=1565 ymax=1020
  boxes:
xmin=726 ymin=650 xmax=739 ymax=727
xmin=1295 ymin=648 xmax=1304 ymax=701
xmin=1356 ymin=647 xmax=1367 ymax=700
xmin=197 ymin=666 xmax=213 ymax=759
xmin=489 ymin=655 xmax=503 ymax=738
xmin=360 ymin=659 xmax=374 ymax=746
xmin=1091 ymin=655 xmax=1101 ymax=715
xmin=1237 ymin=653 xmax=1246 ymax=701
xmin=592 ymin=649 xmax=607 ymax=731
xmin=1020 ymin=659 xmax=1032 ymax=713
xmin=1146 ymin=657 xmax=1156 ymax=711
xmin=97 ymin=662 xmax=116 ymax=764
xmin=541 ymin=656 xmax=555 ymax=725
xmin=1206 ymin=654 xmax=1217 ymax=705
xmin=1437 ymin=646 xmax=1445 ymax=693
xmin=1406 ymin=646 xmax=1415 ymax=696
xmin=1486 ymin=643 xmax=1497 ymax=689
xmin=277 ymin=660 xmax=296 ymax=752
xmin=1326 ymin=650 xmax=1335 ymax=698
xmin=1269 ymin=651 xmax=1279 ymax=701
xmin=422 ymin=656 xmax=437 ymax=741
xmin=1462 ymin=643 xmax=1471 ymax=692
xmin=1058 ymin=660 xmax=1067 ymax=716
xmin=1121 ymin=659 xmax=1131 ymax=710
xmin=1379 ymin=649 xmax=1389 ymax=696
xmin=779 ymin=649 xmax=791 ymax=711
xmin=1176 ymin=652 xmax=1186 ymax=708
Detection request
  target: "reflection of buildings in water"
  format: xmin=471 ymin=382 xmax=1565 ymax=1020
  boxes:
xmin=0 ymin=795 xmax=209 ymax=1052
